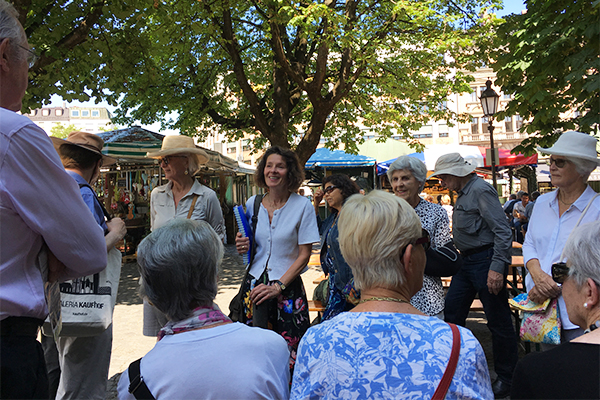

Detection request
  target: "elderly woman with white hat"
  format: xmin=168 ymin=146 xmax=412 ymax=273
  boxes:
xmin=143 ymin=135 xmax=225 ymax=337
xmin=523 ymin=131 xmax=600 ymax=343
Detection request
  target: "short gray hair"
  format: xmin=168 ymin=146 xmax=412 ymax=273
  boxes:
xmin=569 ymin=157 xmax=598 ymax=182
xmin=387 ymin=156 xmax=428 ymax=192
xmin=563 ymin=220 xmax=600 ymax=288
xmin=338 ymin=190 xmax=422 ymax=291
xmin=0 ymin=1 xmax=26 ymax=58
xmin=137 ymin=219 xmax=224 ymax=321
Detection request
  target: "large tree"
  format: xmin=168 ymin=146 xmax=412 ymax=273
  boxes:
xmin=19 ymin=0 xmax=501 ymax=163
xmin=493 ymin=0 xmax=600 ymax=154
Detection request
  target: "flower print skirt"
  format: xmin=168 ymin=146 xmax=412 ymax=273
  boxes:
xmin=241 ymin=269 xmax=310 ymax=372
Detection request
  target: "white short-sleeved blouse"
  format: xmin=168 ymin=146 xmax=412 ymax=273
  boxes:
xmin=246 ymin=193 xmax=320 ymax=281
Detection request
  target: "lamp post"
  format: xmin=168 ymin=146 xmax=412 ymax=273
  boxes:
xmin=480 ymin=79 xmax=500 ymax=192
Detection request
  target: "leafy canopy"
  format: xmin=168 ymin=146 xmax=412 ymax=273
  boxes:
xmin=19 ymin=0 xmax=502 ymax=163
xmin=493 ymin=0 xmax=600 ymax=154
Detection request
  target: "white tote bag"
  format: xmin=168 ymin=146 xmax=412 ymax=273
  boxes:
xmin=43 ymin=247 xmax=122 ymax=337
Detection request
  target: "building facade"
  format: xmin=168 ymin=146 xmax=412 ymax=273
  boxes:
xmin=28 ymin=105 xmax=116 ymax=134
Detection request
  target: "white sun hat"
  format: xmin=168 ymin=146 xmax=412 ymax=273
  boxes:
xmin=537 ymin=131 xmax=600 ymax=165
xmin=146 ymin=135 xmax=209 ymax=165
xmin=428 ymin=153 xmax=477 ymax=178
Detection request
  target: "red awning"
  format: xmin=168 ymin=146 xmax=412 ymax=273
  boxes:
xmin=478 ymin=147 xmax=538 ymax=167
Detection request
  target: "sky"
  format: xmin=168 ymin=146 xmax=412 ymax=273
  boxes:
xmin=48 ymin=0 xmax=527 ymax=136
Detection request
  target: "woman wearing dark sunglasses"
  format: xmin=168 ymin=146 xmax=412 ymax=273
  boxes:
xmin=292 ymin=190 xmax=492 ymax=399
xmin=312 ymin=174 xmax=360 ymax=320
xmin=387 ymin=155 xmax=461 ymax=318
xmin=512 ymin=221 xmax=600 ymax=399
xmin=523 ymin=131 xmax=600 ymax=343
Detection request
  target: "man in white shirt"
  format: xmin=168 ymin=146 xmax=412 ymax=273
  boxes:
xmin=0 ymin=2 xmax=107 ymax=397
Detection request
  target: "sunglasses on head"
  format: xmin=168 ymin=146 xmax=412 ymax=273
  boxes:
xmin=401 ymin=228 xmax=431 ymax=259
xmin=323 ymin=185 xmax=338 ymax=195
xmin=546 ymin=157 xmax=569 ymax=168
xmin=551 ymin=262 xmax=569 ymax=284
xmin=158 ymin=155 xmax=187 ymax=166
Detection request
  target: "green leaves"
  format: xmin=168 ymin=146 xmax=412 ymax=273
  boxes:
xmin=493 ymin=0 xmax=599 ymax=151
xmin=20 ymin=0 xmax=499 ymax=163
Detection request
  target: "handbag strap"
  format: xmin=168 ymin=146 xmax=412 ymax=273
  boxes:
xmin=432 ymin=323 xmax=461 ymax=400
xmin=128 ymin=358 xmax=156 ymax=400
xmin=559 ymin=192 xmax=600 ymax=260
xmin=186 ymin=194 xmax=199 ymax=219
xmin=248 ymin=194 xmax=263 ymax=266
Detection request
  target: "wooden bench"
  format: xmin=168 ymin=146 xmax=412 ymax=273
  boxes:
xmin=308 ymin=300 xmax=326 ymax=313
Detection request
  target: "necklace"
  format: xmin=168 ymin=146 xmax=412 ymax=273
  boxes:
xmin=359 ymin=296 xmax=410 ymax=305
xmin=265 ymin=192 xmax=288 ymax=210
xmin=558 ymin=194 xmax=575 ymax=206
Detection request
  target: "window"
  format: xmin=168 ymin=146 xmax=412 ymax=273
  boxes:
xmin=471 ymin=117 xmax=479 ymax=135
xmin=503 ymin=93 xmax=511 ymax=100
xmin=439 ymin=132 xmax=449 ymax=138
xmin=515 ymin=115 xmax=523 ymax=129
xmin=55 ymin=109 xmax=63 ymax=116
xmin=482 ymin=116 xmax=489 ymax=124
xmin=438 ymin=124 xmax=449 ymax=138
xmin=505 ymin=116 xmax=512 ymax=132
xmin=71 ymin=110 xmax=79 ymax=117
xmin=227 ymin=146 xmax=236 ymax=154
xmin=42 ymin=109 xmax=50 ymax=116
xmin=470 ymin=88 xmax=478 ymax=102
xmin=81 ymin=110 xmax=89 ymax=117
xmin=91 ymin=110 xmax=99 ymax=117
xmin=413 ymin=133 xmax=433 ymax=139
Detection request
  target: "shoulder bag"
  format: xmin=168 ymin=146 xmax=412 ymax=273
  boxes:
xmin=43 ymin=183 xmax=122 ymax=337
xmin=432 ymin=323 xmax=461 ymax=400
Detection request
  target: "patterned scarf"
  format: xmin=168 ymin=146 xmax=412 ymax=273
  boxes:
xmin=158 ymin=303 xmax=232 ymax=340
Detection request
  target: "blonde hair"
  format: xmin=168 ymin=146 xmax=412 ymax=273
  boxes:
xmin=338 ymin=190 xmax=421 ymax=290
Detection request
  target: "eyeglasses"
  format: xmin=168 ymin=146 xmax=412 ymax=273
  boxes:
xmin=551 ymin=262 xmax=569 ymax=284
xmin=546 ymin=157 xmax=569 ymax=169
xmin=323 ymin=185 xmax=339 ymax=195
xmin=17 ymin=44 xmax=39 ymax=69
xmin=158 ymin=155 xmax=187 ymax=166
xmin=401 ymin=228 xmax=431 ymax=259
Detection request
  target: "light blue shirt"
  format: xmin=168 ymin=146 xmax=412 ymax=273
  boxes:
xmin=291 ymin=312 xmax=493 ymax=400
xmin=246 ymin=193 xmax=319 ymax=281
xmin=523 ymin=186 xmax=600 ymax=330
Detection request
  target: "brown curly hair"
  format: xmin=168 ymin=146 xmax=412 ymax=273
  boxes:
xmin=255 ymin=146 xmax=304 ymax=192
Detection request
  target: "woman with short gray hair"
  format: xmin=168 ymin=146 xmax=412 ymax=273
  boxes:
xmin=291 ymin=190 xmax=492 ymax=399
xmin=512 ymin=221 xmax=600 ymax=399
xmin=117 ymin=219 xmax=290 ymax=399
xmin=387 ymin=155 xmax=457 ymax=317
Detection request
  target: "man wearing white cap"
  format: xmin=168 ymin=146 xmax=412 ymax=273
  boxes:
xmin=0 ymin=2 xmax=107 ymax=397
xmin=430 ymin=153 xmax=517 ymax=398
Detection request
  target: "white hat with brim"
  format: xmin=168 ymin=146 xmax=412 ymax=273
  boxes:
xmin=146 ymin=135 xmax=209 ymax=165
xmin=536 ymin=131 xmax=600 ymax=165
xmin=428 ymin=152 xmax=476 ymax=178
xmin=51 ymin=131 xmax=117 ymax=166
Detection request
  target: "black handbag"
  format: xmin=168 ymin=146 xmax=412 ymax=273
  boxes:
xmin=424 ymin=240 xmax=463 ymax=277
xmin=228 ymin=194 xmax=263 ymax=322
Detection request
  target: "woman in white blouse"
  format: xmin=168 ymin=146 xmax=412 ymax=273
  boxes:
xmin=235 ymin=146 xmax=319 ymax=371
xmin=143 ymin=135 xmax=225 ymax=337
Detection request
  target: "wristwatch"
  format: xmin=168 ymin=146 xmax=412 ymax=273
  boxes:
xmin=274 ymin=280 xmax=287 ymax=292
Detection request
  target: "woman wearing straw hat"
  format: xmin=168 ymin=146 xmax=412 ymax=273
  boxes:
xmin=524 ymin=130 xmax=600 ymax=343
xmin=144 ymin=135 xmax=225 ymax=337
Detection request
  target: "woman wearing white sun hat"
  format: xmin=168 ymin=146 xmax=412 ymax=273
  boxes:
xmin=143 ymin=135 xmax=226 ymax=337
xmin=524 ymin=130 xmax=600 ymax=343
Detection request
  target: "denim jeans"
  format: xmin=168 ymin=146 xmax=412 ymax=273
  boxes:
xmin=445 ymin=247 xmax=518 ymax=384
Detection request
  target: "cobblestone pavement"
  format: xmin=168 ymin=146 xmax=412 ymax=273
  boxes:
xmin=106 ymin=244 xmax=523 ymax=399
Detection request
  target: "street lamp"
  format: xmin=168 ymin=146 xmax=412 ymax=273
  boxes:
xmin=480 ymin=79 xmax=500 ymax=192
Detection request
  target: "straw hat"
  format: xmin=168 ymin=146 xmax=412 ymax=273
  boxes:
xmin=146 ymin=135 xmax=209 ymax=164
xmin=537 ymin=131 xmax=600 ymax=165
xmin=428 ymin=153 xmax=476 ymax=178
xmin=51 ymin=131 xmax=116 ymax=166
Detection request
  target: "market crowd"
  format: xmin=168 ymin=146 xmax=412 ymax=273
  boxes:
xmin=2 ymin=1 xmax=600 ymax=399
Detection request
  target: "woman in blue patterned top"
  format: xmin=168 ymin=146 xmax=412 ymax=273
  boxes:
xmin=291 ymin=190 xmax=492 ymax=400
